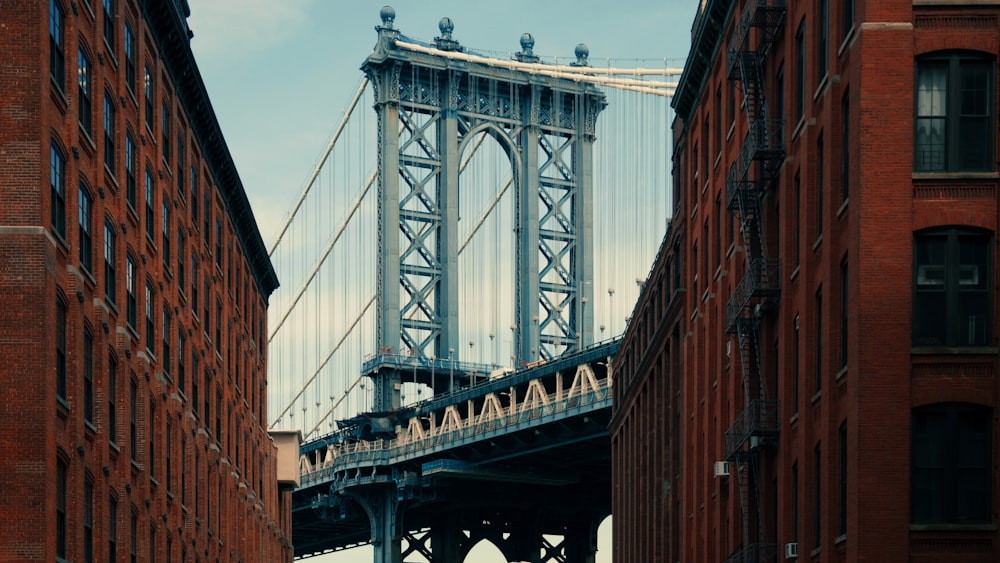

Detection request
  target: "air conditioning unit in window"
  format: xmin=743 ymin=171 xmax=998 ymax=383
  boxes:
xmin=784 ymin=542 xmax=798 ymax=559
xmin=713 ymin=461 xmax=730 ymax=477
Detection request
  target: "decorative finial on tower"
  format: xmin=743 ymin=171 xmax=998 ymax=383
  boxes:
xmin=379 ymin=6 xmax=395 ymax=29
xmin=434 ymin=16 xmax=462 ymax=51
xmin=516 ymin=33 xmax=539 ymax=63
xmin=571 ymin=43 xmax=590 ymax=67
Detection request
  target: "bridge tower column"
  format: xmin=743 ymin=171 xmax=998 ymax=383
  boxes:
xmin=562 ymin=520 xmax=599 ymax=563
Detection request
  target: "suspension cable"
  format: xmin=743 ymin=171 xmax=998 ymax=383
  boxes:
xmin=268 ymin=77 xmax=369 ymax=256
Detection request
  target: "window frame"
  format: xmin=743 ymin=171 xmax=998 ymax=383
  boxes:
xmin=51 ymin=141 xmax=67 ymax=239
xmin=78 ymin=47 xmax=93 ymax=136
xmin=50 ymin=0 xmax=65 ymax=92
xmin=79 ymin=183 xmax=94 ymax=272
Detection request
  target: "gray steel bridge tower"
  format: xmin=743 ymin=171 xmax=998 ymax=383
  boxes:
xmin=366 ymin=7 xmax=605 ymax=413
xmin=351 ymin=7 xmax=607 ymax=562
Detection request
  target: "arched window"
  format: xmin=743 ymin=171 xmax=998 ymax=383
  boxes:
xmin=912 ymin=403 xmax=992 ymax=524
xmin=913 ymin=227 xmax=992 ymax=347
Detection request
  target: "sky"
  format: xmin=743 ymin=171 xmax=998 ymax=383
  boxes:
xmin=186 ymin=1 xmax=694 ymax=561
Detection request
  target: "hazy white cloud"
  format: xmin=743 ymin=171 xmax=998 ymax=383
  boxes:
xmin=187 ymin=0 xmax=315 ymax=59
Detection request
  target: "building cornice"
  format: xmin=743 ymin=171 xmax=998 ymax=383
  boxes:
xmin=671 ymin=0 xmax=734 ymax=123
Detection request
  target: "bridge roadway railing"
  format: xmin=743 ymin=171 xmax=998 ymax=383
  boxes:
xmin=298 ymin=340 xmax=619 ymax=489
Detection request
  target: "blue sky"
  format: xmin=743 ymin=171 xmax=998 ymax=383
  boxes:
xmin=186 ymin=1 xmax=694 ymax=561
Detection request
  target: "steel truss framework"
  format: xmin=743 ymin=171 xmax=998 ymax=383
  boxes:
xmin=365 ymin=12 xmax=606 ymax=416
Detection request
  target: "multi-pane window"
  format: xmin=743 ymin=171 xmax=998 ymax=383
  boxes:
xmin=817 ymin=0 xmax=828 ymax=82
xmin=57 ymin=457 xmax=67 ymax=557
xmin=192 ymin=354 xmax=200 ymax=417
xmin=109 ymin=496 xmax=118 ymax=561
xmin=843 ymin=0 xmax=855 ymax=39
xmin=78 ymin=48 xmax=92 ymax=135
xmin=104 ymin=93 xmax=116 ymax=172
xmin=912 ymin=403 xmax=992 ymax=524
xmin=793 ymin=314 xmax=800 ymax=416
xmin=162 ymin=100 xmax=171 ymax=164
xmin=145 ymin=167 xmax=154 ymax=240
xmin=129 ymin=378 xmax=137 ymax=461
xmin=79 ymin=185 xmax=93 ymax=272
xmin=815 ymin=288 xmax=822 ymax=393
xmin=203 ymin=278 xmax=210 ymax=332
xmin=149 ymin=399 xmax=155 ymax=478
xmin=162 ymin=202 xmax=171 ymax=268
xmin=145 ymin=282 xmax=154 ymax=353
xmin=126 ymin=254 xmax=136 ymax=329
xmin=916 ymin=53 xmax=994 ymax=172
xmin=126 ymin=132 xmax=136 ymax=209
xmin=215 ymin=218 xmax=222 ymax=268
xmin=793 ymin=171 xmax=801 ymax=266
xmin=162 ymin=307 xmax=171 ymax=376
xmin=840 ymin=257 xmax=848 ymax=368
xmin=190 ymin=163 xmax=199 ymax=223
xmin=50 ymin=0 xmax=65 ymax=90
xmin=51 ymin=141 xmax=66 ymax=239
xmin=816 ymin=133 xmax=824 ymax=237
xmin=144 ymin=64 xmax=153 ymax=131
xmin=84 ymin=327 xmax=94 ymax=423
xmin=84 ymin=475 xmax=94 ymax=563
xmin=795 ymin=18 xmax=806 ymax=122
xmin=913 ymin=227 xmax=992 ymax=346
xmin=191 ymin=257 xmax=199 ymax=315
xmin=177 ymin=132 xmax=185 ymax=199
xmin=108 ymin=354 xmax=118 ymax=444
xmin=56 ymin=295 xmax=67 ymax=401
xmin=203 ymin=191 xmax=210 ymax=243
xmin=104 ymin=220 xmax=117 ymax=305
xmin=178 ymin=229 xmax=186 ymax=289
xmin=102 ymin=0 xmax=114 ymax=49
xmin=841 ymin=91 xmax=850 ymax=203
xmin=178 ymin=331 xmax=186 ymax=393
xmin=124 ymin=22 xmax=135 ymax=95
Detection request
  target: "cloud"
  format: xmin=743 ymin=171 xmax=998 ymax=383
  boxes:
xmin=187 ymin=0 xmax=314 ymax=60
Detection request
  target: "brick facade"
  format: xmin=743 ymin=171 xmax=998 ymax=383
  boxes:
xmin=0 ymin=1 xmax=291 ymax=561
xmin=613 ymin=1 xmax=1000 ymax=562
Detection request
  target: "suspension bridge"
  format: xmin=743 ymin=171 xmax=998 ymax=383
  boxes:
xmin=263 ymin=7 xmax=678 ymax=561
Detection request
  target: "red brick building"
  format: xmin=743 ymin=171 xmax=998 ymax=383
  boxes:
xmin=613 ymin=1 xmax=1000 ymax=562
xmin=0 ymin=1 xmax=295 ymax=561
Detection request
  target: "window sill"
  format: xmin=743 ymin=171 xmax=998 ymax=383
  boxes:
xmin=727 ymin=121 xmax=735 ymax=142
xmin=810 ymin=546 xmax=821 ymax=559
xmin=57 ymin=396 xmax=70 ymax=419
xmin=912 ymin=171 xmax=1000 ymax=181
xmin=789 ymin=265 xmax=800 ymax=282
xmin=813 ymin=73 xmax=830 ymax=102
xmin=835 ymin=365 xmax=848 ymax=381
xmin=911 ymin=346 xmax=998 ymax=356
xmin=811 ymin=390 xmax=822 ymax=405
xmin=836 ymin=198 xmax=848 ymax=220
xmin=835 ymin=533 xmax=847 ymax=545
xmin=812 ymin=235 xmax=823 ymax=253
xmin=838 ymin=26 xmax=856 ymax=57
xmin=789 ymin=412 xmax=799 ymax=427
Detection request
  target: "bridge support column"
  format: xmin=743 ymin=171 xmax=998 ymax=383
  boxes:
xmin=429 ymin=517 xmax=463 ymax=563
xmin=563 ymin=521 xmax=598 ymax=563
xmin=370 ymin=490 xmax=402 ymax=563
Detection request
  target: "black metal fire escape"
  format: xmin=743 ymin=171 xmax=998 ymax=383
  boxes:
xmin=724 ymin=1 xmax=786 ymax=562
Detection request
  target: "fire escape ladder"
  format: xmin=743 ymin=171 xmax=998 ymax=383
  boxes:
xmin=723 ymin=2 xmax=786 ymax=562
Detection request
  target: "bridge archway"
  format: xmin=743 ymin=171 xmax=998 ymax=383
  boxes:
xmin=463 ymin=537 xmax=506 ymax=563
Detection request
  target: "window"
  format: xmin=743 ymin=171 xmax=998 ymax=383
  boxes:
xmin=162 ymin=201 xmax=171 ymax=268
xmin=728 ymin=79 xmax=736 ymax=127
xmin=215 ymin=218 xmax=222 ymax=268
xmin=108 ymin=354 xmax=118 ymax=444
xmin=84 ymin=327 xmax=94 ymax=423
xmin=203 ymin=372 xmax=210 ymax=430
xmin=145 ymin=282 xmax=154 ymax=353
xmin=714 ymin=196 xmax=721 ymax=270
xmin=126 ymin=254 xmax=136 ymax=329
xmin=50 ymin=0 xmax=65 ymax=90
xmin=912 ymin=403 xmax=991 ymax=524
xmin=178 ymin=229 xmax=186 ymax=289
xmin=843 ymin=0 xmax=855 ymax=39
xmin=816 ymin=133 xmax=824 ymax=237
xmin=814 ymin=442 xmax=822 ymax=548
xmin=796 ymin=18 xmax=806 ymax=121
xmin=793 ymin=314 xmax=800 ymax=416
xmin=191 ymin=256 xmax=199 ymax=315
xmin=178 ymin=330 xmax=186 ymax=393
xmin=149 ymin=399 xmax=155 ymax=478
xmin=126 ymin=132 xmax=136 ymax=209
xmin=84 ymin=475 xmax=94 ymax=563
xmin=792 ymin=463 xmax=799 ymax=542
xmin=57 ymin=457 xmax=67 ymax=557
xmin=913 ymin=227 xmax=992 ymax=346
xmin=124 ymin=22 xmax=135 ymax=95
xmin=129 ymin=378 xmax=137 ymax=461
xmin=109 ymin=496 xmax=118 ymax=561
xmin=203 ymin=191 xmax=210 ymax=244
xmin=815 ymin=288 xmax=822 ymax=393
xmin=145 ymin=167 xmax=154 ymax=240
xmin=177 ymin=132 xmax=185 ymax=199
xmin=51 ymin=141 xmax=66 ymax=239
xmin=104 ymin=220 xmax=117 ymax=305
xmin=839 ymin=422 xmax=847 ymax=535
xmin=78 ymin=48 xmax=92 ymax=135
xmin=130 ymin=509 xmax=137 ymax=563
xmin=191 ymin=163 xmax=199 ymax=223
xmin=161 ymin=100 xmax=171 ymax=164
xmin=102 ymin=0 xmax=114 ymax=49
xmin=715 ymin=86 xmax=722 ymax=156
xmin=841 ymin=90 xmax=849 ymax=203
xmin=794 ymin=170 xmax=801 ymax=266
xmin=104 ymin=93 xmax=116 ymax=172
xmin=840 ymin=257 xmax=848 ymax=368
xmin=79 ymin=184 xmax=93 ymax=272
xmin=692 ymin=241 xmax=699 ymax=300
xmin=916 ymin=53 xmax=994 ymax=172
xmin=817 ymin=0 xmax=828 ymax=82
xmin=162 ymin=307 xmax=171 ymax=376
xmin=149 ymin=527 xmax=156 ymax=563
xmin=203 ymin=277 xmax=209 ymax=331
xmin=144 ymin=64 xmax=153 ymax=131
xmin=192 ymin=354 xmax=199 ymax=417
xmin=56 ymin=295 xmax=67 ymax=401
